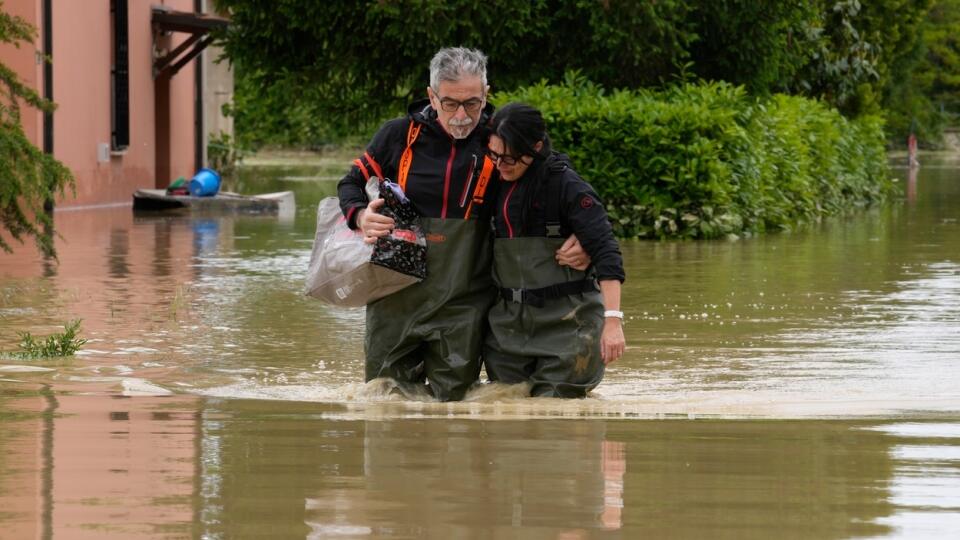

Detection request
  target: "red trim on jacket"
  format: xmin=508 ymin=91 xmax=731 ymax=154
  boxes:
xmin=502 ymin=182 xmax=519 ymax=238
xmin=441 ymin=144 xmax=456 ymax=219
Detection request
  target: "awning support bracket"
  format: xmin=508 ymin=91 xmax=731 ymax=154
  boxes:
xmin=151 ymin=6 xmax=228 ymax=79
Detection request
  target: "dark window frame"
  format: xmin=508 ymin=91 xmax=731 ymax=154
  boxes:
xmin=111 ymin=0 xmax=130 ymax=151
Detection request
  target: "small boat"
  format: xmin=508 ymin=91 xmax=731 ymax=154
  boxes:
xmin=132 ymin=189 xmax=295 ymax=215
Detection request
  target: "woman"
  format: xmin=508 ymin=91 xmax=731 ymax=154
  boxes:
xmin=483 ymin=103 xmax=626 ymax=398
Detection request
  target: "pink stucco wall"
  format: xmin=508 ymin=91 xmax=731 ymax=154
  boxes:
xmin=166 ymin=0 xmax=200 ymax=187
xmin=57 ymin=0 xmax=197 ymax=207
xmin=0 ymin=0 xmax=42 ymax=147
xmin=1 ymin=0 xmax=200 ymax=208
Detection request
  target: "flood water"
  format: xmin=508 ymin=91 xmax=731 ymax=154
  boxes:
xmin=1 ymin=155 xmax=959 ymax=537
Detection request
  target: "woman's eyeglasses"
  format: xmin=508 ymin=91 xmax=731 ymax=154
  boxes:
xmin=484 ymin=148 xmax=522 ymax=166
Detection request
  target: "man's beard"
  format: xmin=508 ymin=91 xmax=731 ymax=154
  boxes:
xmin=447 ymin=117 xmax=475 ymax=139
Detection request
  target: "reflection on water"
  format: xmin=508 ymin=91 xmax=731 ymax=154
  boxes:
xmin=907 ymin=164 xmax=919 ymax=202
xmin=865 ymin=423 xmax=960 ymax=537
xmin=0 ymin=389 xmax=198 ymax=538
xmin=4 ymin=395 xmax=960 ymax=538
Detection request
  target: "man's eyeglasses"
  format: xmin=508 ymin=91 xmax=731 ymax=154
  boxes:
xmin=436 ymin=96 xmax=484 ymax=114
xmin=484 ymin=148 xmax=522 ymax=166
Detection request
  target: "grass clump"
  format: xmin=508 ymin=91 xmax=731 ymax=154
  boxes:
xmin=8 ymin=319 xmax=87 ymax=359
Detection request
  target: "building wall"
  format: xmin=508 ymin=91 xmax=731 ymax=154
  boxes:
xmin=200 ymin=0 xmax=234 ymax=167
xmin=52 ymin=0 xmax=120 ymax=206
xmin=201 ymin=43 xmax=234 ymax=166
xmin=1 ymin=0 xmax=203 ymax=208
xmin=164 ymin=0 xmax=200 ymax=186
xmin=1 ymin=0 xmax=42 ymax=148
xmin=54 ymin=0 xmax=198 ymax=207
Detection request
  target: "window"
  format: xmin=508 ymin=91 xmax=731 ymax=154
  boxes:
xmin=111 ymin=0 xmax=129 ymax=150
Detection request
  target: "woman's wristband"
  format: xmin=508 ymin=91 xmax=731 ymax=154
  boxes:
xmin=603 ymin=310 xmax=624 ymax=319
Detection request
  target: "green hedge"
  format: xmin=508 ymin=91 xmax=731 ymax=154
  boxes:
xmin=493 ymin=74 xmax=895 ymax=239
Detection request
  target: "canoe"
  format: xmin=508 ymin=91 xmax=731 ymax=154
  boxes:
xmin=132 ymin=189 xmax=295 ymax=215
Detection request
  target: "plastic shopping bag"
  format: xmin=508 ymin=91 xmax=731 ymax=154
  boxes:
xmin=304 ymin=179 xmax=425 ymax=307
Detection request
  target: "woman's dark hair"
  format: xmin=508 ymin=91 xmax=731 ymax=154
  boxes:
xmin=488 ymin=103 xmax=552 ymax=160
xmin=489 ymin=103 xmax=557 ymax=234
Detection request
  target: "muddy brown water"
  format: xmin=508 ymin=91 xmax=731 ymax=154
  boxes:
xmin=1 ymin=157 xmax=958 ymax=537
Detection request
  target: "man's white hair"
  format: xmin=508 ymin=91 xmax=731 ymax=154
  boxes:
xmin=429 ymin=47 xmax=488 ymax=90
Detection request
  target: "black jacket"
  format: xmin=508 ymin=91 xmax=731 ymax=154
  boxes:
xmin=337 ymin=99 xmax=497 ymax=226
xmin=493 ymin=153 xmax=625 ymax=283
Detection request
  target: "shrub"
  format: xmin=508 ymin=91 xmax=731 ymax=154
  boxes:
xmin=494 ymin=74 xmax=895 ymax=239
xmin=6 ymin=319 xmax=87 ymax=359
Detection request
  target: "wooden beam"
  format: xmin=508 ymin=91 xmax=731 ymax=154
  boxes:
xmin=154 ymin=75 xmax=171 ymax=188
xmin=152 ymin=8 xmax=228 ymax=33
xmin=158 ymin=34 xmax=214 ymax=79
xmin=154 ymin=32 xmax=203 ymax=75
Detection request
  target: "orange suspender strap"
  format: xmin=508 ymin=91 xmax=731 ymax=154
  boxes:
xmin=354 ymin=153 xmax=384 ymax=182
xmin=352 ymin=158 xmax=370 ymax=181
xmin=397 ymin=120 xmax=422 ymax=192
xmin=463 ymin=156 xmax=495 ymax=220
xmin=362 ymin=151 xmax=384 ymax=181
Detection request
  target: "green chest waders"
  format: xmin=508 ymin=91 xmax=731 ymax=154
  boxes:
xmin=365 ymin=217 xmax=494 ymax=402
xmin=484 ymin=236 xmax=605 ymax=398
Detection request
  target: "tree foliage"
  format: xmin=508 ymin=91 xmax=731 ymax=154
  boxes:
xmin=214 ymin=0 xmax=696 ymax=147
xmin=686 ymin=1 xmax=819 ymax=96
xmin=919 ymin=0 xmax=960 ymax=114
xmin=879 ymin=0 xmax=960 ymax=143
xmin=0 ymin=2 xmax=74 ymax=258
xmin=213 ymin=0 xmax=943 ymax=147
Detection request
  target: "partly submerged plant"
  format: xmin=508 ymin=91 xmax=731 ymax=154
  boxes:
xmin=9 ymin=319 xmax=87 ymax=359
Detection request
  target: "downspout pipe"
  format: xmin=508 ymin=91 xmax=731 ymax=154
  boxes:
xmin=42 ymin=0 xmax=52 ymax=155
xmin=42 ymin=0 xmax=54 ymax=229
xmin=194 ymin=0 xmax=203 ymax=172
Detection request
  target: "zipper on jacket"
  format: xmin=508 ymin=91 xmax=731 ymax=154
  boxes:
xmin=459 ymin=154 xmax=477 ymax=208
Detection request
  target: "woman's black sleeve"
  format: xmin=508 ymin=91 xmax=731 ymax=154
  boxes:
xmin=562 ymin=172 xmax=626 ymax=283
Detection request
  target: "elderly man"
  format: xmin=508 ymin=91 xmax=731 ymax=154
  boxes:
xmin=337 ymin=47 xmax=586 ymax=401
